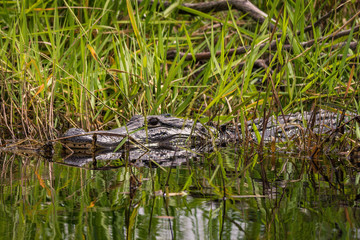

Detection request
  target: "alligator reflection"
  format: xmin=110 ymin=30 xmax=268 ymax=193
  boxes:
xmin=57 ymin=144 xmax=206 ymax=170
xmin=1 ymin=143 xmax=360 ymax=239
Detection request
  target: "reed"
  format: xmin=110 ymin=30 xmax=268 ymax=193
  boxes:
xmin=1 ymin=2 xmax=359 ymax=239
xmin=0 ymin=0 xmax=359 ymax=141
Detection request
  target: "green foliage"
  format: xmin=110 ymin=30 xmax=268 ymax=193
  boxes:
xmin=0 ymin=0 xmax=359 ymax=139
xmin=1 ymin=1 xmax=359 ymax=238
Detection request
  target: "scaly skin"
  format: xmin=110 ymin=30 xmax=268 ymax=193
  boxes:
xmin=62 ymin=115 xmax=213 ymax=149
xmin=61 ymin=110 xmax=354 ymax=149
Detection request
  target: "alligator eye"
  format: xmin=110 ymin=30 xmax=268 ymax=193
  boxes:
xmin=148 ymin=117 xmax=159 ymax=126
xmin=220 ymin=124 xmax=227 ymax=133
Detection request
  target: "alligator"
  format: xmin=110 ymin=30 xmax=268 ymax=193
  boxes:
xmin=61 ymin=109 xmax=357 ymax=150
xmin=0 ymin=109 xmax=357 ymax=169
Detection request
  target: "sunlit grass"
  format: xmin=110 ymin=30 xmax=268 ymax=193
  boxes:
xmin=0 ymin=0 xmax=359 ymax=139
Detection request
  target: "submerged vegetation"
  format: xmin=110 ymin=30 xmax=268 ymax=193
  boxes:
xmin=0 ymin=0 xmax=359 ymax=141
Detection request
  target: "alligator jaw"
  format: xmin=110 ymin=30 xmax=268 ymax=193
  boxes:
xmin=61 ymin=128 xmax=129 ymax=149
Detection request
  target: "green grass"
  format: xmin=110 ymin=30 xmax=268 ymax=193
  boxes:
xmin=1 ymin=2 xmax=359 ymax=238
xmin=0 ymin=0 xmax=359 ymax=139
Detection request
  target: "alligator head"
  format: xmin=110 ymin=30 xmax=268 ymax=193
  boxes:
xmin=61 ymin=115 xmax=212 ymax=149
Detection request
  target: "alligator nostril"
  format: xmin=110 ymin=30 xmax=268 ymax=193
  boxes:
xmin=148 ymin=117 xmax=159 ymax=126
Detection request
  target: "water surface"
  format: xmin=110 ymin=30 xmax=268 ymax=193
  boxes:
xmin=1 ymin=146 xmax=359 ymax=239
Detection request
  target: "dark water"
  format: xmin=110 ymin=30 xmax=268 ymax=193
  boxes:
xmin=0 ymin=146 xmax=359 ymax=239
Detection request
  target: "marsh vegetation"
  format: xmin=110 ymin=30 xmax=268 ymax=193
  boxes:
xmin=0 ymin=0 xmax=359 ymax=239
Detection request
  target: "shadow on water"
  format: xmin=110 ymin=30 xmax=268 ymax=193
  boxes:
xmin=0 ymin=144 xmax=360 ymax=239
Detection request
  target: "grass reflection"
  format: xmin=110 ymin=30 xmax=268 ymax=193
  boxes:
xmin=0 ymin=147 xmax=359 ymax=239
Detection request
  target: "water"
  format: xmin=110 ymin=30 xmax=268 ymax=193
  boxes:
xmin=1 ymin=146 xmax=359 ymax=239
